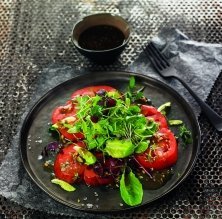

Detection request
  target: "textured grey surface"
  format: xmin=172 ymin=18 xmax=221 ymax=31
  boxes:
xmin=0 ymin=28 xmax=221 ymax=217
xmin=0 ymin=0 xmax=222 ymax=218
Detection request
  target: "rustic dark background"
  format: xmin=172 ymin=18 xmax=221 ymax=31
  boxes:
xmin=0 ymin=0 xmax=221 ymax=218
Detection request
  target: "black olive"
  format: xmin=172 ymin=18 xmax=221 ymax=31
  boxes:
xmin=91 ymin=115 xmax=99 ymax=123
xmin=106 ymin=97 xmax=116 ymax=107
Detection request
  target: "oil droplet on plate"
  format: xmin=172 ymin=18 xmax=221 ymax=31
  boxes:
xmin=37 ymin=155 xmax=43 ymax=160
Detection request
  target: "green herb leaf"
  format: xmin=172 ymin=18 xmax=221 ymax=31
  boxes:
xmin=51 ymin=123 xmax=59 ymax=129
xmin=157 ymin=102 xmax=171 ymax=115
xmin=74 ymin=146 xmax=97 ymax=165
xmin=51 ymin=179 xmax=76 ymax=192
xmin=87 ymin=138 xmax=98 ymax=150
xmin=105 ymin=139 xmax=134 ymax=158
xmin=120 ymin=170 xmax=143 ymax=206
xmin=129 ymin=76 xmax=135 ymax=89
xmin=48 ymin=124 xmax=60 ymax=140
xmin=135 ymin=91 xmax=144 ymax=99
xmin=135 ymin=140 xmax=150 ymax=153
xmin=128 ymin=105 xmax=141 ymax=114
xmin=49 ymin=124 xmax=57 ymax=131
xmin=179 ymin=124 xmax=192 ymax=146
xmin=125 ymin=97 xmax=131 ymax=106
xmin=91 ymin=105 xmax=103 ymax=116
xmin=67 ymin=126 xmax=78 ymax=133
xmin=168 ymin=120 xmax=183 ymax=126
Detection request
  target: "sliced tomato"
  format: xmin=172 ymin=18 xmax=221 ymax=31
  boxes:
xmin=54 ymin=143 xmax=86 ymax=184
xmin=52 ymin=86 xmax=116 ymax=141
xmin=59 ymin=127 xmax=84 ymax=141
xmin=97 ymin=174 xmax=114 ymax=185
xmin=84 ymin=166 xmax=99 ymax=186
xmin=71 ymin=85 xmax=116 ymax=99
xmin=83 ymin=155 xmax=116 ymax=186
xmin=146 ymin=114 xmax=168 ymax=129
xmin=141 ymin=105 xmax=168 ymax=129
xmin=51 ymin=100 xmax=76 ymax=124
xmin=51 ymin=101 xmax=84 ymax=141
xmin=84 ymin=166 xmax=114 ymax=186
xmin=141 ymin=105 xmax=158 ymax=116
xmin=134 ymin=128 xmax=178 ymax=170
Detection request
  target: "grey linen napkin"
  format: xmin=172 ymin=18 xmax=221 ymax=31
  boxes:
xmin=128 ymin=28 xmax=222 ymax=115
xmin=0 ymin=28 xmax=222 ymax=217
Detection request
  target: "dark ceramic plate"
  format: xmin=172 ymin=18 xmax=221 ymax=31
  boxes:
xmin=20 ymin=71 xmax=200 ymax=213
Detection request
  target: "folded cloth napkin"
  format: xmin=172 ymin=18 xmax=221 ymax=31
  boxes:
xmin=128 ymin=28 xmax=222 ymax=115
xmin=0 ymin=28 xmax=222 ymax=217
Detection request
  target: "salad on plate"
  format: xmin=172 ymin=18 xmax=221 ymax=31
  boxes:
xmin=41 ymin=76 xmax=192 ymax=206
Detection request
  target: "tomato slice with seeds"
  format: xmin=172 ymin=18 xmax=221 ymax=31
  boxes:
xmin=141 ymin=105 xmax=158 ymax=116
xmin=146 ymin=114 xmax=168 ymax=129
xmin=134 ymin=128 xmax=178 ymax=170
xmin=51 ymin=101 xmax=84 ymax=141
xmin=58 ymin=128 xmax=84 ymax=141
xmin=83 ymin=154 xmax=116 ymax=186
xmin=54 ymin=143 xmax=87 ymax=184
xmin=52 ymin=86 xmax=116 ymax=141
xmin=141 ymin=105 xmax=168 ymax=129
xmin=71 ymin=85 xmax=116 ymax=98
xmin=83 ymin=166 xmax=100 ymax=186
xmin=51 ymin=100 xmax=76 ymax=124
xmin=84 ymin=166 xmax=114 ymax=186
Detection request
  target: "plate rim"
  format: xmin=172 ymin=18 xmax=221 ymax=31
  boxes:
xmin=19 ymin=70 xmax=201 ymax=213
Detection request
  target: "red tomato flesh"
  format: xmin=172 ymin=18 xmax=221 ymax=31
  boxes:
xmin=54 ymin=143 xmax=86 ymax=184
xmin=51 ymin=101 xmax=84 ymax=141
xmin=141 ymin=105 xmax=168 ymax=129
xmin=141 ymin=105 xmax=159 ymax=116
xmin=134 ymin=128 xmax=178 ymax=170
xmin=71 ymin=85 xmax=116 ymax=99
xmin=51 ymin=86 xmax=116 ymax=141
xmin=84 ymin=167 xmax=100 ymax=186
xmin=83 ymin=154 xmax=116 ymax=186
xmin=51 ymin=101 xmax=76 ymax=124
xmin=84 ymin=166 xmax=114 ymax=186
xmin=58 ymin=128 xmax=84 ymax=141
xmin=146 ymin=114 xmax=168 ymax=129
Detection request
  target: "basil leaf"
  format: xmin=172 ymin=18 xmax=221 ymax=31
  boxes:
xmin=51 ymin=179 xmax=76 ymax=192
xmin=120 ymin=170 xmax=143 ymax=206
xmin=135 ymin=140 xmax=150 ymax=153
xmin=105 ymin=139 xmax=134 ymax=158
xmin=74 ymin=146 xmax=97 ymax=165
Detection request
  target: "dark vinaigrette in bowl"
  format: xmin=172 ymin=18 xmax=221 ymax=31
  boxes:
xmin=78 ymin=25 xmax=125 ymax=50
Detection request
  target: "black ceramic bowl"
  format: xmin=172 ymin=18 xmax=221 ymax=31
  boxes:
xmin=71 ymin=13 xmax=131 ymax=64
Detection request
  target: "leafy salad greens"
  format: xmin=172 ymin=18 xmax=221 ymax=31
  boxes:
xmin=46 ymin=76 xmax=192 ymax=207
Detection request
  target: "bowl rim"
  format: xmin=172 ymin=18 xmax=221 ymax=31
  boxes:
xmin=71 ymin=13 xmax=131 ymax=53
